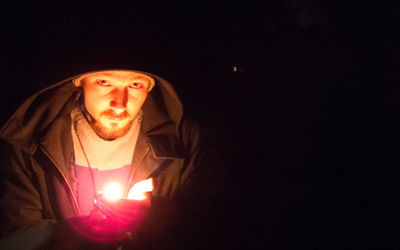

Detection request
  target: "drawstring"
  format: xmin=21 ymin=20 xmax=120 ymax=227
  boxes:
xmin=74 ymin=119 xmax=98 ymax=202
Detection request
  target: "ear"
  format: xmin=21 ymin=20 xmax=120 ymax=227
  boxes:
xmin=147 ymin=77 xmax=155 ymax=92
xmin=73 ymin=76 xmax=84 ymax=87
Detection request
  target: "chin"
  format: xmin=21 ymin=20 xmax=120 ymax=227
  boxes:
xmin=93 ymin=119 xmax=133 ymax=140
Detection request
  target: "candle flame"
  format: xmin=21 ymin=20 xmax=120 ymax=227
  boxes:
xmin=103 ymin=182 xmax=123 ymax=201
xmin=127 ymin=178 xmax=154 ymax=200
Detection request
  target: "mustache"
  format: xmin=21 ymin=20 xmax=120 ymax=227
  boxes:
xmin=101 ymin=110 xmax=130 ymax=119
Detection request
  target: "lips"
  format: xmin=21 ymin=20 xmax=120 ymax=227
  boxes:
xmin=105 ymin=115 xmax=126 ymax=121
xmin=102 ymin=110 xmax=129 ymax=121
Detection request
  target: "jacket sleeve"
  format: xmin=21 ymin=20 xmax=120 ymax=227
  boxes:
xmin=0 ymin=140 xmax=110 ymax=250
xmin=0 ymin=140 xmax=59 ymax=248
xmin=175 ymin=119 xmax=233 ymax=250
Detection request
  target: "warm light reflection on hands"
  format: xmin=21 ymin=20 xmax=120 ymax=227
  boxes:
xmin=68 ymin=178 xmax=154 ymax=243
xmin=127 ymin=178 xmax=154 ymax=200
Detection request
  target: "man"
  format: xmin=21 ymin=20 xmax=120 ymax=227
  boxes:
xmin=0 ymin=69 xmax=226 ymax=249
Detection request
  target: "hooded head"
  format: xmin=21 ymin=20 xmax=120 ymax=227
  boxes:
xmin=0 ymin=68 xmax=183 ymax=154
xmin=72 ymin=70 xmax=155 ymax=140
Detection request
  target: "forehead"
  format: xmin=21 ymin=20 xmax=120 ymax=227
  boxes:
xmin=83 ymin=71 xmax=152 ymax=82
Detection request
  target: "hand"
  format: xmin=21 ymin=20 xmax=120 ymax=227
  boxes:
xmin=69 ymin=194 xmax=151 ymax=243
xmin=90 ymin=194 xmax=150 ymax=233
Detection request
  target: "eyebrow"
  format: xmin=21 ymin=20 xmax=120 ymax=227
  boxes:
xmin=94 ymin=73 xmax=151 ymax=82
xmin=132 ymin=76 xmax=151 ymax=81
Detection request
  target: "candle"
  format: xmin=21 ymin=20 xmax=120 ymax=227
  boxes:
xmin=103 ymin=182 xmax=123 ymax=201
xmin=101 ymin=178 xmax=154 ymax=202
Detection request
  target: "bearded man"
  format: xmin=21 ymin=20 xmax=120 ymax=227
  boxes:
xmin=0 ymin=69 xmax=225 ymax=249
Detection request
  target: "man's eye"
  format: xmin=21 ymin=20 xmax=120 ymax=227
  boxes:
xmin=129 ymin=82 xmax=143 ymax=89
xmin=96 ymin=80 xmax=110 ymax=86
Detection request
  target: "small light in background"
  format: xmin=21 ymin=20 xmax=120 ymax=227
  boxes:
xmin=233 ymin=66 xmax=246 ymax=72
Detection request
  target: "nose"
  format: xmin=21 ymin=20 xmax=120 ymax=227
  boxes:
xmin=110 ymin=88 xmax=128 ymax=110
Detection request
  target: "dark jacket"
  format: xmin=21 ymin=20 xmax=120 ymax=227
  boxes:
xmin=0 ymin=71 xmax=226 ymax=249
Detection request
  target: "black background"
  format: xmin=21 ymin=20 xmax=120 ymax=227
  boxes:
xmin=1 ymin=1 xmax=400 ymax=248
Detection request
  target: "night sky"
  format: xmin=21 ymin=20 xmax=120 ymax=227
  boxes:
xmin=1 ymin=1 xmax=399 ymax=248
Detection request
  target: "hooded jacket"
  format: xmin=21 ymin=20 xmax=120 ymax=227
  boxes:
xmin=0 ymin=71 xmax=225 ymax=249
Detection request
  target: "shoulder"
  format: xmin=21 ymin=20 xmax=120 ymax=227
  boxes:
xmin=179 ymin=115 xmax=223 ymax=149
xmin=180 ymin=117 xmax=200 ymax=139
xmin=178 ymin=115 xmax=222 ymax=158
xmin=0 ymin=138 xmax=26 ymax=157
xmin=0 ymin=138 xmax=34 ymax=176
xmin=179 ymin=117 xmax=201 ymax=153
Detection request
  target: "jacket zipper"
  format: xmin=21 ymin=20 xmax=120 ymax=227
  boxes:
xmin=40 ymin=147 xmax=81 ymax=216
xmin=125 ymin=146 xmax=150 ymax=197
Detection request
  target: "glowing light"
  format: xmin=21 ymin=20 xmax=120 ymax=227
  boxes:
xmin=103 ymin=183 xmax=123 ymax=201
xmin=127 ymin=178 xmax=154 ymax=200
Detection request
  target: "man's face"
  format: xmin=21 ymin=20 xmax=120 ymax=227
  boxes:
xmin=79 ymin=71 xmax=153 ymax=140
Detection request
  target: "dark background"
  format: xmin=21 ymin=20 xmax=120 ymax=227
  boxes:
xmin=1 ymin=0 xmax=399 ymax=248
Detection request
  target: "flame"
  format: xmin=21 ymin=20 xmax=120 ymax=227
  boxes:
xmin=127 ymin=178 xmax=154 ymax=200
xmin=103 ymin=182 xmax=123 ymax=201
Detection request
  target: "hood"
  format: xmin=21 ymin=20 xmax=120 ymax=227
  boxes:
xmin=0 ymin=70 xmax=184 ymax=154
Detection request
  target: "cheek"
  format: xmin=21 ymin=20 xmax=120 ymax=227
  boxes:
xmin=84 ymin=91 xmax=109 ymax=116
xmin=127 ymin=92 xmax=148 ymax=111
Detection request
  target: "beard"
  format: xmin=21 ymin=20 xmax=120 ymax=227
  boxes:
xmin=84 ymin=109 xmax=134 ymax=141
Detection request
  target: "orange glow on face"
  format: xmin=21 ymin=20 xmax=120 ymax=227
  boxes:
xmin=80 ymin=71 xmax=151 ymax=140
xmin=127 ymin=178 xmax=154 ymax=200
xmin=103 ymin=183 xmax=123 ymax=201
